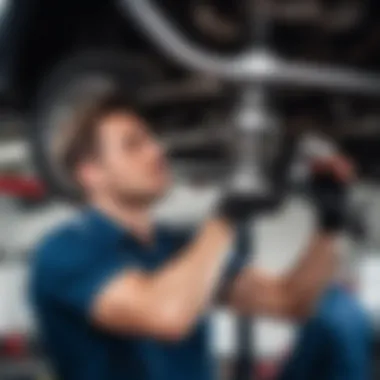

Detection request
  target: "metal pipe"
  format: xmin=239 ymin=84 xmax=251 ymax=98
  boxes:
xmin=234 ymin=222 xmax=255 ymax=380
xmin=120 ymin=0 xmax=380 ymax=95
xmin=230 ymin=86 xmax=273 ymax=195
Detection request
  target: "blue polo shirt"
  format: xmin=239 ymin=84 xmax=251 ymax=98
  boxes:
xmin=31 ymin=208 xmax=233 ymax=380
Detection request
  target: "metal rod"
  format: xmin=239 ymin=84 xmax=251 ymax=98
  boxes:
xmin=234 ymin=2 xmax=273 ymax=370
xmin=234 ymin=222 xmax=255 ymax=380
xmin=230 ymin=86 xmax=273 ymax=195
xmin=121 ymin=0 xmax=380 ymax=95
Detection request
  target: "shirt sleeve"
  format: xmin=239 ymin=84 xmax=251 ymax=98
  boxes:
xmin=35 ymin=228 xmax=139 ymax=319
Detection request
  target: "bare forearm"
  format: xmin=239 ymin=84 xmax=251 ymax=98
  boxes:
xmin=283 ymin=233 xmax=338 ymax=312
xmin=148 ymin=218 xmax=234 ymax=327
xmin=226 ymin=233 xmax=340 ymax=320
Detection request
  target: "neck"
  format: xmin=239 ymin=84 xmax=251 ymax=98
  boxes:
xmin=91 ymin=196 xmax=154 ymax=244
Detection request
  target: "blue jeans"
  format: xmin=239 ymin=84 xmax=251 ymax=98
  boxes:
xmin=278 ymin=286 xmax=372 ymax=380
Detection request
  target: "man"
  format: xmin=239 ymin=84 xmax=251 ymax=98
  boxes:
xmin=30 ymin=91 xmax=371 ymax=380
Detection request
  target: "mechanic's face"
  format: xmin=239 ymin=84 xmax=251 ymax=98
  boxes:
xmin=82 ymin=112 xmax=171 ymax=206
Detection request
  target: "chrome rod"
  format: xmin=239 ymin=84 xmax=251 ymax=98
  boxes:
xmin=121 ymin=0 xmax=380 ymax=95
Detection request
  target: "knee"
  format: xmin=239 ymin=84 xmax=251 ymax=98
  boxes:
xmin=314 ymin=286 xmax=372 ymax=344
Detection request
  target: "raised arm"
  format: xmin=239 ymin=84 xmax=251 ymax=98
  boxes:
xmin=91 ymin=191 xmax=266 ymax=340
xmin=92 ymin=217 xmax=234 ymax=340
xmin=224 ymin=155 xmax=355 ymax=320
xmin=225 ymin=232 xmax=338 ymax=319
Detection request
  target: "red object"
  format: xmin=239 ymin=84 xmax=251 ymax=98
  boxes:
xmin=0 ymin=176 xmax=46 ymax=199
xmin=2 ymin=333 xmax=27 ymax=358
xmin=256 ymin=360 xmax=280 ymax=380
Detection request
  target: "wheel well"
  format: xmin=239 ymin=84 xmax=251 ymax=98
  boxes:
xmin=13 ymin=0 xmax=147 ymax=111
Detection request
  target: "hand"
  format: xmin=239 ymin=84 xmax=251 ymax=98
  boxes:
xmin=309 ymin=155 xmax=356 ymax=232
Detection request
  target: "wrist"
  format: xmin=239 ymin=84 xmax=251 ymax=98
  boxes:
xmin=206 ymin=216 xmax=236 ymax=237
xmin=316 ymin=206 xmax=346 ymax=233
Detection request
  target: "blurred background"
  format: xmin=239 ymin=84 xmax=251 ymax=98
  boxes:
xmin=1 ymin=0 xmax=380 ymax=379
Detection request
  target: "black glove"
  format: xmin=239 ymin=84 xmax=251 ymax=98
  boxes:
xmin=310 ymin=171 xmax=348 ymax=233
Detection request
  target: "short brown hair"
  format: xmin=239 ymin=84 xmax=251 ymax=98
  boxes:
xmin=53 ymin=90 xmax=139 ymax=189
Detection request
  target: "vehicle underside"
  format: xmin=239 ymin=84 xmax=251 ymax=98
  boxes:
xmin=1 ymin=0 xmax=380 ymax=194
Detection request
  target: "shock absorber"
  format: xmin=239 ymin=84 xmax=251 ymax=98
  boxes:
xmin=231 ymin=84 xmax=281 ymax=380
xmin=233 ymin=2 xmax=275 ymax=380
xmin=230 ymin=85 xmax=280 ymax=202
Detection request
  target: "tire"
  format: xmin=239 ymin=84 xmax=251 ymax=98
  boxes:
xmin=28 ymin=50 xmax=163 ymax=199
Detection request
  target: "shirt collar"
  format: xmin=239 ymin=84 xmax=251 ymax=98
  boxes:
xmin=84 ymin=207 xmax=131 ymax=246
xmin=83 ymin=206 xmax=162 ymax=249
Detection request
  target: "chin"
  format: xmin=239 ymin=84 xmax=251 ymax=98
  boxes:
xmin=154 ymin=182 xmax=171 ymax=200
xmin=156 ymin=174 xmax=172 ymax=194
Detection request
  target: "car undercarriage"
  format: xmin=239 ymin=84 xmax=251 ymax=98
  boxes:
xmin=0 ymin=0 xmax=380 ymax=194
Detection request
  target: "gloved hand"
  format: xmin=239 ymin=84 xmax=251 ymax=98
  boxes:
xmin=309 ymin=155 xmax=355 ymax=232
